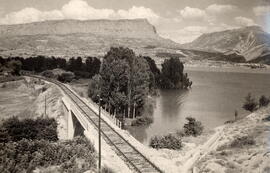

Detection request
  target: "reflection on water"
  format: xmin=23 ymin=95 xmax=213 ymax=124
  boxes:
xmin=127 ymin=70 xmax=270 ymax=145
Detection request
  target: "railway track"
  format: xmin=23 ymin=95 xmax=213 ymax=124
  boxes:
xmin=26 ymin=75 xmax=163 ymax=173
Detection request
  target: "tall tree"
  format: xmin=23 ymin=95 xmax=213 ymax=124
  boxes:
xmin=89 ymin=47 xmax=151 ymax=118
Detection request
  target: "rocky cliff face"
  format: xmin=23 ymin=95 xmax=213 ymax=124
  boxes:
xmin=0 ymin=19 xmax=158 ymax=38
xmin=182 ymin=26 xmax=270 ymax=64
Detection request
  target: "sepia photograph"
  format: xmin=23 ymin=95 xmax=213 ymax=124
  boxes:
xmin=0 ymin=0 xmax=270 ymax=172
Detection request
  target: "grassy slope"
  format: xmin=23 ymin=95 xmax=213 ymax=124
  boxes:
xmin=0 ymin=77 xmax=67 ymax=139
xmin=0 ymin=79 xmax=36 ymax=120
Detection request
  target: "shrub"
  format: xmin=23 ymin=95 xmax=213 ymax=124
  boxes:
xmin=224 ymin=120 xmax=235 ymax=124
xmin=242 ymin=93 xmax=258 ymax=112
xmin=183 ymin=117 xmax=204 ymax=137
xmin=0 ymin=117 xmax=58 ymax=142
xmin=230 ymin=136 xmax=255 ymax=148
xmin=259 ymin=95 xmax=270 ymax=107
xmin=149 ymin=134 xmax=182 ymax=150
xmin=131 ymin=116 xmax=153 ymax=126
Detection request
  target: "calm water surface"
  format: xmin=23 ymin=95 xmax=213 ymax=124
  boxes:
xmin=127 ymin=70 xmax=270 ymax=145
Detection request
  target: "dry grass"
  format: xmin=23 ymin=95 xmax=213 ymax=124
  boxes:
xmin=0 ymin=80 xmax=36 ymax=121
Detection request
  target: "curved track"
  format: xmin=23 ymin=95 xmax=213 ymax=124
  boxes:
xmin=26 ymin=75 xmax=163 ymax=173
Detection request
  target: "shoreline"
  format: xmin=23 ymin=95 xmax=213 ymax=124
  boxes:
xmin=185 ymin=64 xmax=270 ymax=74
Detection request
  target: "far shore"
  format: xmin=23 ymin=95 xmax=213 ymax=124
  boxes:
xmin=185 ymin=63 xmax=270 ymax=74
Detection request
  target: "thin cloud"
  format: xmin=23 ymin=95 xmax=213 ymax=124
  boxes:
xmin=179 ymin=7 xmax=207 ymax=21
xmin=253 ymin=6 xmax=270 ymax=16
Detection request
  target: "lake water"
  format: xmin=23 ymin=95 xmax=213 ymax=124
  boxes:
xmin=127 ymin=69 xmax=270 ymax=145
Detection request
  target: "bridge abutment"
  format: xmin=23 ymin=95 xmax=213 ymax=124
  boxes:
xmin=67 ymin=109 xmax=75 ymax=139
xmin=63 ymin=96 xmax=85 ymax=139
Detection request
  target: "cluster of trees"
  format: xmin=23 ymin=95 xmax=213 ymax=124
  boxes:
xmin=159 ymin=57 xmax=192 ymax=89
xmin=242 ymin=93 xmax=270 ymax=112
xmin=0 ymin=58 xmax=22 ymax=75
xmin=0 ymin=117 xmax=97 ymax=173
xmin=143 ymin=56 xmax=193 ymax=90
xmin=0 ymin=55 xmax=101 ymax=79
xmin=88 ymin=47 xmax=153 ymax=120
xmin=88 ymin=47 xmax=192 ymax=123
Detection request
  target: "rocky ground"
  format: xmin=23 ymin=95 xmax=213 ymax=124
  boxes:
xmin=194 ymin=106 xmax=270 ymax=173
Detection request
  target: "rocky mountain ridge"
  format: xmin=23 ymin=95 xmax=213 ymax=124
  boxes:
xmin=183 ymin=26 xmax=270 ymax=64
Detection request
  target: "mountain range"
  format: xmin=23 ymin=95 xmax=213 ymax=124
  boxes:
xmin=0 ymin=19 xmax=269 ymax=64
xmin=183 ymin=26 xmax=270 ymax=64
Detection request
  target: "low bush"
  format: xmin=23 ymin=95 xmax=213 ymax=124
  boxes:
xmin=259 ymin=95 xmax=270 ymax=107
xmin=242 ymin=93 xmax=258 ymax=112
xmin=224 ymin=120 xmax=236 ymax=124
xmin=131 ymin=116 xmax=153 ymax=126
xmin=230 ymin=136 xmax=255 ymax=148
xmin=183 ymin=117 xmax=204 ymax=137
xmin=149 ymin=134 xmax=182 ymax=150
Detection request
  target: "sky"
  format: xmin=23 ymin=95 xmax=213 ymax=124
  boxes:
xmin=0 ymin=0 xmax=269 ymax=43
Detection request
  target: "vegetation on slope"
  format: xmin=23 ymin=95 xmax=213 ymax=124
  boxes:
xmin=0 ymin=117 xmax=58 ymax=142
xmin=0 ymin=117 xmax=96 ymax=173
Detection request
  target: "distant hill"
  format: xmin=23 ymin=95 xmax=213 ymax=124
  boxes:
xmin=0 ymin=19 xmax=179 ymax=58
xmin=182 ymin=26 xmax=270 ymax=64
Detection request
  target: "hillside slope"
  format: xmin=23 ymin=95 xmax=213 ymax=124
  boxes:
xmin=0 ymin=19 xmax=179 ymax=58
xmin=183 ymin=26 xmax=270 ymax=64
